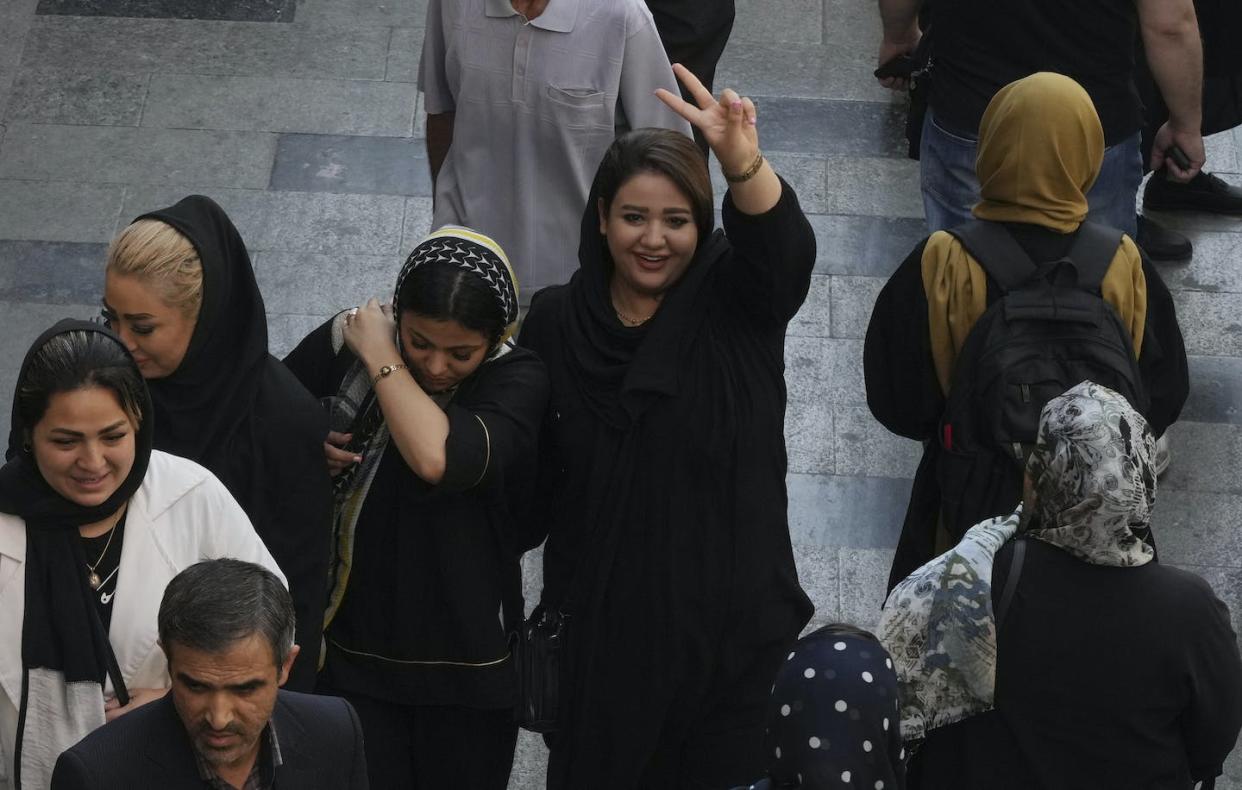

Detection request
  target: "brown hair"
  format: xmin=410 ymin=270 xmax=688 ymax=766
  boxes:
xmin=106 ymin=219 xmax=204 ymax=320
xmin=592 ymin=128 xmax=714 ymax=239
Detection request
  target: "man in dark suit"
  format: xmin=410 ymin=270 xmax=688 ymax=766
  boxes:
xmin=51 ymin=559 xmax=368 ymax=790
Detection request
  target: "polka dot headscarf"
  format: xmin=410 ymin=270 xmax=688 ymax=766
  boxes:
xmin=741 ymin=626 xmax=906 ymax=790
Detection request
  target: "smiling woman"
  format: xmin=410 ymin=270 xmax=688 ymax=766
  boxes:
xmin=0 ymin=321 xmax=284 ymax=789
xmin=517 ymin=66 xmax=817 ymax=788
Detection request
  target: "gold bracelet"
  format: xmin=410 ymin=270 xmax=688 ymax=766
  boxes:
xmin=371 ymin=363 xmax=408 ymax=386
xmin=723 ymin=151 xmax=765 ymax=183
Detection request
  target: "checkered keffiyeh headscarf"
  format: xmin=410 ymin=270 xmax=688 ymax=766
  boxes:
xmin=394 ymin=226 xmax=520 ymax=344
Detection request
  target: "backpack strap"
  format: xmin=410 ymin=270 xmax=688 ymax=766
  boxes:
xmin=946 ymin=221 xmax=1040 ymax=294
xmin=1063 ymin=222 xmax=1125 ymax=292
xmin=995 ymin=537 xmax=1026 ymax=632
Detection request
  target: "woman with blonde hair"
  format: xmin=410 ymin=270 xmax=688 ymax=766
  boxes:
xmin=102 ymin=195 xmax=331 ymax=690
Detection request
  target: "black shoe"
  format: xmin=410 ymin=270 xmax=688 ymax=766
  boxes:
xmin=1135 ymin=215 xmax=1193 ymax=262
xmin=1143 ymin=169 xmax=1242 ymax=215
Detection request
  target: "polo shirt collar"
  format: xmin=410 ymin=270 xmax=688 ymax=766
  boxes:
xmin=484 ymin=0 xmax=578 ymax=32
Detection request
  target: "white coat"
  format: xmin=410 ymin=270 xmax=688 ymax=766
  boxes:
xmin=0 ymin=451 xmax=285 ymax=790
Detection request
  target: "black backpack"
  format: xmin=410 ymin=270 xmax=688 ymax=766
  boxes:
xmin=935 ymin=221 xmax=1149 ymax=540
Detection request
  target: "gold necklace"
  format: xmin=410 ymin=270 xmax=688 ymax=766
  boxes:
xmin=614 ymin=307 xmax=654 ymax=326
xmin=84 ymin=521 xmax=117 ymax=588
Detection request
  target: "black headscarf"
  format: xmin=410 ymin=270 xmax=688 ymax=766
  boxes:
xmin=0 ymin=320 xmax=152 ymax=786
xmin=133 ymin=195 xmax=269 ymax=467
xmin=562 ymin=181 xmax=729 ymax=429
xmin=124 ymin=195 xmax=332 ymax=692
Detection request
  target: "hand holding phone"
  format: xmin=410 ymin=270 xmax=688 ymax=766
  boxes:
xmin=874 ymin=54 xmax=918 ymax=80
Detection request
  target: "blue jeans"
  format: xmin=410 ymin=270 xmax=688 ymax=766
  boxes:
xmin=919 ymin=111 xmax=1142 ymax=238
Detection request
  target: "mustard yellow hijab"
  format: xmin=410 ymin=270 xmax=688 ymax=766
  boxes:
xmin=973 ymin=72 xmax=1104 ymax=231
xmin=921 ymin=73 xmax=1146 ymax=394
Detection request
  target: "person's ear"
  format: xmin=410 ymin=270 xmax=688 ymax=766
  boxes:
xmin=598 ymin=198 xmax=608 ymax=236
xmin=276 ymin=644 xmax=301 ymax=687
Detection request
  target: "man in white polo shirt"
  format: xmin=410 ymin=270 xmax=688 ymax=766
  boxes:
xmin=420 ymin=0 xmax=693 ymax=295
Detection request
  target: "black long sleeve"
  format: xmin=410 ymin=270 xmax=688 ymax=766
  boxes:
xmin=1136 ymin=257 xmax=1189 ymax=437
xmin=864 ymin=239 xmax=944 ymax=440
xmin=717 ymin=177 xmax=818 ymax=328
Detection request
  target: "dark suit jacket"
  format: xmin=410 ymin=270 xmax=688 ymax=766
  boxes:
xmin=49 ymin=690 xmax=368 ymax=790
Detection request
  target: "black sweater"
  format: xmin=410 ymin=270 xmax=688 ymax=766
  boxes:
xmin=911 ymin=537 xmax=1242 ymax=789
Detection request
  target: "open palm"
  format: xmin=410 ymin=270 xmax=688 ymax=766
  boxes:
xmin=656 ymin=63 xmax=760 ymax=176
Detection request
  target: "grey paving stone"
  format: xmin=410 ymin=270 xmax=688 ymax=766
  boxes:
xmin=755 ymin=97 xmax=907 ymax=158
xmin=400 ymin=197 xmax=435 ymax=253
xmin=711 ymin=151 xmax=828 ymax=214
xmin=785 ymin=383 xmax=833 ymax=474
xmin=520 ymin=545 xmax=543 ymax=616
xmin=733 ymin=0 xmax=822 ymax=45
xmin=122 ymin=186 xmax=407 ymax=256
xmin=806 ymin=213 xmax=925 ymax=276
xmin=822 ymin=156 xmax=923 ymax=218
xmin=1173 ymin=564 xmax=1242 ymax=638
xmin=828 ymin=275 xmax=883 ymax=339
xmin=0 ymin=240 xmax=107 ymax=303
xmin=0 ymin=181 xmax=123 ymax=242
xmin=838 ymin=547 xmax=895 ymax=629
xmin=1182 ymin=355 xmax=1242 ymax=425
xmin=20 ymin=17 xmax=390 ymax=80
xmin=785 ymin=336 xmax=865 ymax=405
xmin=35 ymin=0 xmax=296 ymax=22
xmin=143 ymin=74 xmax=418 ymax=137
xmin=299 ymin=0 xmax=426 ymax=28
xmin=786 ymin=274 xmax=831 ymax=338
xmin=1172 ymin=290 xmax=1242 ymax=357
xmin=4 ymin=68 xmax=148 ymax=126
xmin=1153 ymin=489 xmax=1242 ymax=568
xmin=1155 ymin=229 xmax=1242 ymax=294
xmin=254 ymin=250 xmax=398 ymax=315
xmin=1159 ymin=421 xmax=1242 ymax=495
xmin=0 ymin=300 xmax=97 ymax=421
xmin=510 ymin=730 xmax=548 ymax=790
xmin=0 ymin=124 xmax=276 ymax=188
xmin=0 ymin=0 xmax=40 ymax=119
xmin=1204 ymin=128 xmax=1240 ymax=175
xmin=270 ymin=134 xmax=431 ymax=196
xmin=791 ymin=544 xmax=841 ymax=632
xmin=387 ymin=27 xmax=425 ymax=83
xmin=267 ymin=312 xmax=327 ymax=359
xmin=786 ymin=473 xmax=910 ymax=550
xmin=833 ymin=404 xmax=921 ymax=479
xmin=717 ymin=41 xmax=894 ymax=104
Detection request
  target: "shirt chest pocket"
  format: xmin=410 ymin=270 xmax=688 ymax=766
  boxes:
xmin=541 ymin=85 xmax=612 ymax=130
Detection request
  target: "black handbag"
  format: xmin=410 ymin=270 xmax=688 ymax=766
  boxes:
xmin=510 ymin=604 xmax=567 ymax=733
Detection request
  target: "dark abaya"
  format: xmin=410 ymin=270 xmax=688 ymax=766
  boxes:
xmin=129 ymin=195 xmax=332 ymax=691
xmin=519 ymin=178 xmax=816 ymax=789
xmin=864 ymin=229 xmax=1189 ymax=590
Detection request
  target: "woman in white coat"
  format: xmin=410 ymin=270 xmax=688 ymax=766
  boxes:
xmin=0 ymin=320 xmax=283 ymax=790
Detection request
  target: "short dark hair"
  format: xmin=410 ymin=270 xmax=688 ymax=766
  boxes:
xmin=158 ymin=559 xmax=295 ymax=669
xmin=396 ymin=264 xmax=508 ymax=350
xmin=17 ymin=329 xmax=146 ymax=432
xmin=592 ymin=128 xmax=714 ymax=239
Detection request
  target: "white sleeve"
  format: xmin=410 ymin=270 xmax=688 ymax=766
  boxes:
xmin=192 ymin=474 xmax=288 ymax=589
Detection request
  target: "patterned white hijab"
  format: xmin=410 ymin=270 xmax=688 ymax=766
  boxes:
xmin=880 ymin=381 xmax=1156 ymax=740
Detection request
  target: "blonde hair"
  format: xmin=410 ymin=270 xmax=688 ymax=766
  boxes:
xmin=106 ymin=219 xmax=204 ymax=320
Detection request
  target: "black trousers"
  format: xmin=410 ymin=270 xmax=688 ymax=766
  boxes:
xmin=329 ymin=689 xmax=518 ymax=790
xmin=645 ymin=0 xmax=737 ymax=155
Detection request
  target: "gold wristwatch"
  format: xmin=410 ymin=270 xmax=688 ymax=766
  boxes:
xmin=371 ymin=363 xmax=408 ymax=386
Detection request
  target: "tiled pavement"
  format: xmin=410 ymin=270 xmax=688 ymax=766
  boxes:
xmin=0 ymin=0 xmax=1240 ymax=786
